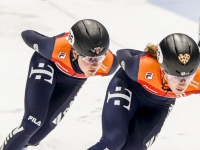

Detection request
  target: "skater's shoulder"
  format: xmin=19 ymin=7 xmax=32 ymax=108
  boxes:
xmin=116 ymin=49 xmax=147 ymax=62
xmin=116 ymin=48 xmax=147 ymax=69
xmin=115 ymin=49 xmax=145 ymax=81
xmin=117 ymin=48 xmax=144 ymax=55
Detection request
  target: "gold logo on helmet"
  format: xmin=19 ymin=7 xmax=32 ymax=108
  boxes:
xmin=178 ymin=53 xmax=190 ymax=64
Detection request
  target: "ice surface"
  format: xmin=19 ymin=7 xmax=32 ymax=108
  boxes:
xmin=0 ymin=0 xmax=200 ymax=149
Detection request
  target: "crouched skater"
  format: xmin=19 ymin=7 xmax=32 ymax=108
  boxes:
xmin=89 ymin=33 xmax=200 ymax=150
xmin=0 ymin=19 xmax=118 ymax=150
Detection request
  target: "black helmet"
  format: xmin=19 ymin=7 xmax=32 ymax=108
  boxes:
xmin=68 ymin=19 xmax=109 ymax=57
xmin=157 ymin=33 xmax=200 ymax=77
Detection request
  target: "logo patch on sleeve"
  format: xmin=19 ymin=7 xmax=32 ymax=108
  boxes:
xmin=58 ymin=52 xmax=67 ymax=59
xmin=145 ymin=72 xmax=154 ymax=80
xmin=33 ymin=44 xmax=39 ymax=52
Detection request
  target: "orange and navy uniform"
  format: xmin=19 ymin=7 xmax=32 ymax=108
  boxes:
xmin=0 ymin=30 xmax=118 ymax=150
xmin=89 ymin=48 xmax=193 ymax=150
xmin=21 ymin=30 xmax=118 ymax=78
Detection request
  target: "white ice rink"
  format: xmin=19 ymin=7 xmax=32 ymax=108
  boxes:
xmin=0 ymin=0 xmax=200 ymax=149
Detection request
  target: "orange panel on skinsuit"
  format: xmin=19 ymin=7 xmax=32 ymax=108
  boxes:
xmin=138 ymin=55 xmax=162 ymax=89
xmin=52 ymin=34 xmax=72 ymax=66
xmin=138 ymin=55 xmax=166 ymax=96
xmin=96 ymin=50 xmax=114 ymax=76
xmin=51 ymin=34 xmax=76 ymax=75
xmin=186 ymin=67 xmax=200 ymax=91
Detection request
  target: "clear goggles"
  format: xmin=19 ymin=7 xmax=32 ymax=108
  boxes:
xmin=164 ymin=71 xmax=196 ymax=83
xmin=76 ymin=51 xmax=106 ymax=64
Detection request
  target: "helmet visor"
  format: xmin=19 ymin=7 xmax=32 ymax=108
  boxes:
xmin=76 ymin=51 xmax=106 ymax=64
xmin=165 ymin=71 xmax=196 ymax=83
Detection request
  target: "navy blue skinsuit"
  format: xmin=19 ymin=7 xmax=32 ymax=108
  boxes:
xmin=0 ymin=30 xmax=118 ymax=150
xmin=88 ymin=49 xmax=176 ymax=150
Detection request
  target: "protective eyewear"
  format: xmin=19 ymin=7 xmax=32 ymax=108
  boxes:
xmin=76 ymin=51 xmax=106 ymax=64
xmin=164 ymin=71 xmax=196 ymax=83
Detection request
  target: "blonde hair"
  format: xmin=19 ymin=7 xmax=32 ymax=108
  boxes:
xmin=145 ymin=44 xmax=158 ymax=60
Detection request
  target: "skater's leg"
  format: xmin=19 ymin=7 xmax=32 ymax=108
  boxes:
xmin=121 ymin=100 xmax=175 ymax=150
xmin=26 ymin=75 xmax=86 ymax=146
xmin=89 ymin=70 xmax=138 ymax=150
xmin=0 ymin=52 xmax=56 ymax=150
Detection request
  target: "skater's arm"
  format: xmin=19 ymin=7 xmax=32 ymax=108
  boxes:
xmin=21 ymin=30 xmax=65 ymax=60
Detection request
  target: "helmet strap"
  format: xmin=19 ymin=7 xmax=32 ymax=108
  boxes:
xmin=72 ymin=57 xmax=77 ymax=61
xmin=161 ymin=70 xmax=172 ymax=92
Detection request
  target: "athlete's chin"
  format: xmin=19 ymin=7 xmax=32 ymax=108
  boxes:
xmin=173 ymin=89 xmax=186 ymax=95
xmin=174 ymin=91 xmax=184 ymax=95
xmin=85 ymin=72 xmax=96 ymax=77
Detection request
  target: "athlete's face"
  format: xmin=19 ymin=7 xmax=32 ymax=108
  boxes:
xmin=73 ymin=50 xmax=102 ymax=77
xmin=160 ymin=67 xmax=194 ymax=95
xmin=164 ymin=74 xmax=191 ymax=95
